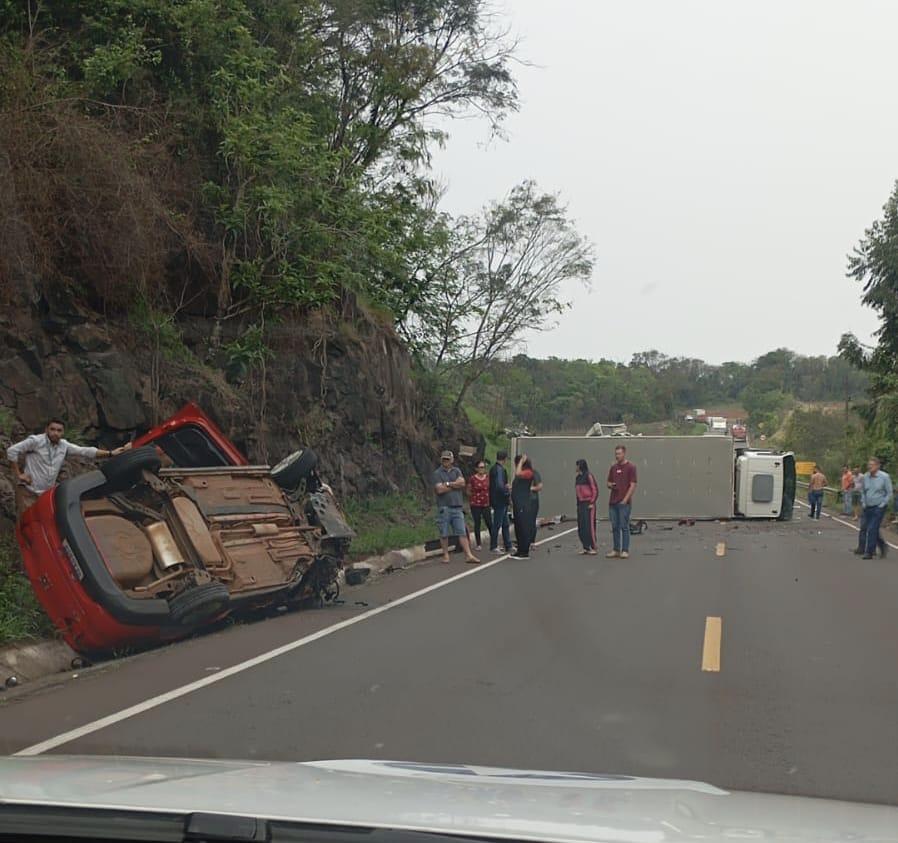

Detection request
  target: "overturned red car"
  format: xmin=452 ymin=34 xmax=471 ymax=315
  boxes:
xmin=16 ymin=404 xmax=353 ymax=655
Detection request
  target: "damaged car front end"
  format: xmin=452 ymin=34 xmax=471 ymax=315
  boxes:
xmin=15 ymin=405 xmax=353 ymax=655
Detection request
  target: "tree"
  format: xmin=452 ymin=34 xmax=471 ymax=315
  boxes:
xmin=840 ymin=181 xmax=898 ymax=464
xmin=740 ymin=384 xmax=788 ymax=435
xmin=401 ymin=181 xmax=594 ymax=410
xmin=317 ymin=0 xmax=519 ymax=170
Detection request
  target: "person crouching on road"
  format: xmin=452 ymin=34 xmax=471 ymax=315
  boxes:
xmin=855 ymin=456 xmax=893 ymax=560
xmin=7 ymin=417 xmax=129 ymax=516
xmin=467 ymin=459 xmax=493 ymax=551
xmin=433 ymin=451 xmax=480 ymax=565
xmin=510 ymin=454 xmax=535 ymax=559
xmin=808 ymin=465 xmax=827 ymax=519
xmin=607 ymin=444 xmax=637 ymax=559
xmin=575 ymin=458 xmax=598 ymax=555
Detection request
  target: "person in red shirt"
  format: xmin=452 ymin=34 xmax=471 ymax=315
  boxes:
xmin=467 ymin=460 xmax=493 ymax=550
xmin=575 ymin=458 xmax=599 ymax=554
xmin=606 ymin=444 xmax=637 ymax=558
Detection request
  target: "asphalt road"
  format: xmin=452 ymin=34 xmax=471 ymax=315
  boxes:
xmin=2 ymin=510 xmax=898 ymax=806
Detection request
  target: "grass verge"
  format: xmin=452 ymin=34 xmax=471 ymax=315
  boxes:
xmin=344 ymin=492 xmax=436 ymax=558
xmin=0 ymin=531 xmax=54 ymax=646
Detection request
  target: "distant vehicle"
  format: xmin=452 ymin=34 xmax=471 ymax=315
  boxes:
xmin=685 ymin=414 xmax=695 ymax=422
xmin=694 ymin=408 xmax=707 ymax=421
xmin=503 ymin=424 xmax=533 ymax=438
xmin=16 ymin=404 xmax=353 ymax=655
xmin=707 ymin=416 xmax=728 ymax=435
xmin=731 ymin=421 xmax=747 ymax=440
xmin=585 ymin=422 xmax=630 ymax=437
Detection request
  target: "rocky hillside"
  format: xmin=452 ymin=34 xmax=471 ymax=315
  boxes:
xmin=0 ymin=273 xmax=480 ymax=530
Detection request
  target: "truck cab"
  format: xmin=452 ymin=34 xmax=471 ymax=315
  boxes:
xmin=734 ymin=450 xmax=796 ymax=520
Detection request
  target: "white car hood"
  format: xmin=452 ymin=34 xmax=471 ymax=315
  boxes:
xmin=0 ymin=756 xmax=896 ymax=843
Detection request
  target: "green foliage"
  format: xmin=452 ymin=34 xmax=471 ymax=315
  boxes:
xmin=343 ymin=492 xmax=435 ymax=557
xmin=82 ymin=19 xmax=162 ymax=95
xmin=0 ymin=533 xmax=54 ymax=645
xmin=465 ymin=350 xmax=865 ymax=435
xmin=841 ymin=181 xmax=898 ymax=451
xmin=399 ymin=182 xmax=594 ymax=408
xmin=223 ymin=324 xmax=270 ymax=371
xmin=780 ymin=408 xmax=858 ymax=478
xmin=0 ymin=407 xmax=14 ymax=437
xmin=1 ymin=0 xmax=519 ymax=346
xmin=741 ymin=385 xmax=789 ymax=435
xmin=129 ymin=298 xmax=190 ymax=362
xmin=464 ymin=404 xmax=509 ymax=463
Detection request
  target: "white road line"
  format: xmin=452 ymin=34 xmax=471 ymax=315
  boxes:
xmin=15 ymin=526 xmax=578 ymax=757
xmin=795 ymin=500 xmax=898 ymax=549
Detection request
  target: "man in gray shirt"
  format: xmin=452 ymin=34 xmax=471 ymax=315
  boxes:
xmin=856 ymin=456 xmax=893 ymax=559
xmin=8 ymin=417 xmax=127 ymax=515
xmin=433 ymin=450 xmax=480 ymax=565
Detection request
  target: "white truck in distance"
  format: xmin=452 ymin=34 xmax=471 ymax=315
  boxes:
xmin=706 ymin=416 xmax=728 ymax=435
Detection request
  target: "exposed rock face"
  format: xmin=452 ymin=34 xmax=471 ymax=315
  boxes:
xmin=0 ymin=288 xmax=481 ymax=526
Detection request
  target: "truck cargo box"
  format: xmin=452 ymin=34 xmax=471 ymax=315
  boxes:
xmin=511 ymin=435 xmax=736 ymax=520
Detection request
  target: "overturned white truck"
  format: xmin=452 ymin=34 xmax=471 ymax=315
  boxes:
xmin=511 ymin=435 xmax=796 ymax=521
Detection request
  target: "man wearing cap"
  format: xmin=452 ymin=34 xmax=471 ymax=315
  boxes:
xmin=434 ymin=450 xmax=480 ymax=565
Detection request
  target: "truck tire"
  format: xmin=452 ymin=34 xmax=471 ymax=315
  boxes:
xmin=100 ymin=446 xmax=162 ymax=492
xmin=168 ymin=582 xmax=230 ymax=627
xmin=271 ymin=448 xmax=318 ymax=492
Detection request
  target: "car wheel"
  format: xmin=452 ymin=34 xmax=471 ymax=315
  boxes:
xmin=271 ymin=448 xmax=318 ymax=492
xmin=100 ymin=446 xmax=162 ymax=492
xmin=167 ymin=582 xmax=230 ymax=627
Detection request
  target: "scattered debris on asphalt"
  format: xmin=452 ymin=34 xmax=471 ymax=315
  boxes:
xmin=345 ymin=568 xmax=371 ymax=586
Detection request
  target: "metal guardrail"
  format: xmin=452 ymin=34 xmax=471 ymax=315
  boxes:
xmin=796 ymin=479 xmax=851 ymax=510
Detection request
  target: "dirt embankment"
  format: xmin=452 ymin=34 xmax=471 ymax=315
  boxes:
xmin=0 ymin=282 xmax=480 ymax=530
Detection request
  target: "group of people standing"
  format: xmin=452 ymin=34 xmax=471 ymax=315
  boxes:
xmin=433 ymin=450 xmax=543 ymax=564
xmin=813 ymin=460 xmax=894 ymax=559
xmin=573 ymin=445 xmax=638 ymax=558
xmin=433 ymin=444 xmax=638 ymax=564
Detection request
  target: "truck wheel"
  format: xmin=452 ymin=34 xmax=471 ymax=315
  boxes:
xmin=168 ymin=583 xmax=230 ymax=627
xmin=100 ymin=446 xmax=162 ymax=492
xmin=271 ymin=448 xmax=318 ymax=492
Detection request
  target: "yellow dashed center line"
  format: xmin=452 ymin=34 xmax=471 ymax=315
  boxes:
xmin=702 ymin=616 xmax=722 ymax=672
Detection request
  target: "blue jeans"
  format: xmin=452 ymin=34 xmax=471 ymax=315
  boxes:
xmin=489 ymin=501 xmax=511 ymax=550
xmin=842 ymin=490 xmax=853 ymax=515
xmin=859 ymin=505 xmax=886 ymax=556
xmin=609 ymin=503 xmax=631 ymax=552
xmin=808 ymin=490 xmax=823 ymax=518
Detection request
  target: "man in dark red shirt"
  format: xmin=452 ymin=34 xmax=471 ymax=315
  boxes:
xmin=606 ymin=444 xmax=637 ymax=558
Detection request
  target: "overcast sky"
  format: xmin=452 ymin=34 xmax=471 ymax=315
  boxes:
xmin=430 ymin=0 xmax=893 ymax=365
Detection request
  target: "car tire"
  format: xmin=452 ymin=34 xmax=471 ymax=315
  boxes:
xmin=271 ymin=448 xmax=318 ymax=492
xmin=167 ymin=582 xmax=230 ymax=627
xmin=100 ymin=446 xmax=162 ymax=492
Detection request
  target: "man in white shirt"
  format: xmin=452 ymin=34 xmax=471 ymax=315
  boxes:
xmin=7 ymin=417 xmax=127 ymax=514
